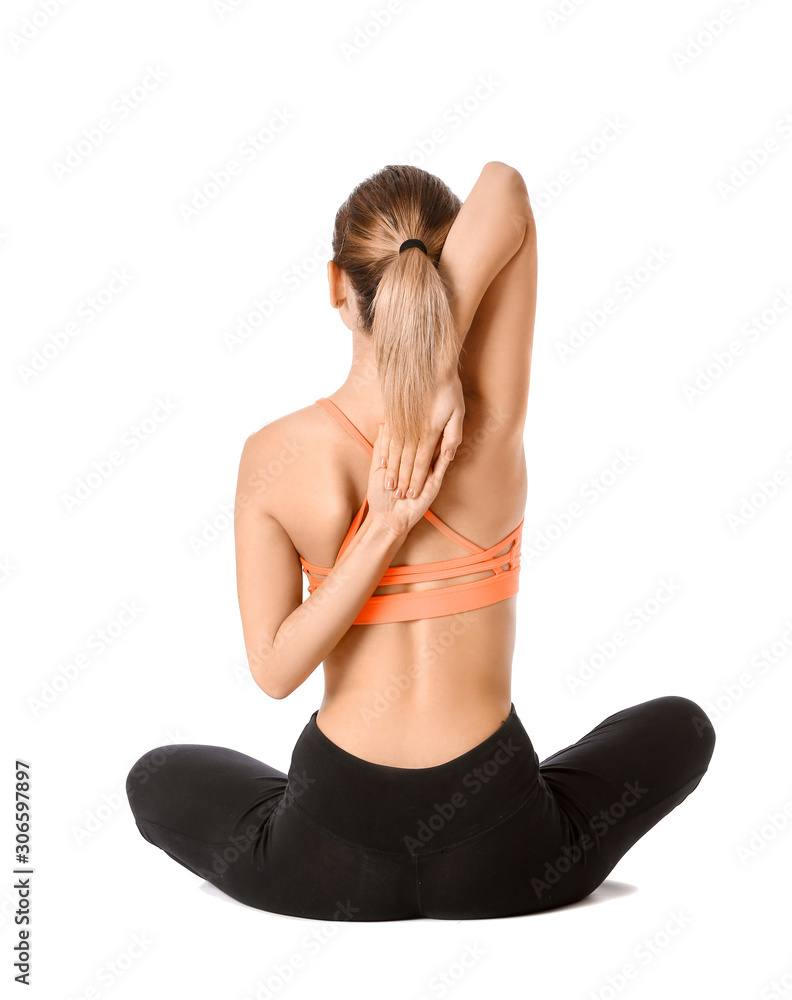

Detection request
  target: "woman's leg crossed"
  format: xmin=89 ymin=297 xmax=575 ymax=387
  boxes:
xmin=125 ymin=744 xmax=288 ymax=892
xmin=125 ymin=742 xmax=419 ymax=919
xmin=535 ymin=695 xmax=717 ymax=897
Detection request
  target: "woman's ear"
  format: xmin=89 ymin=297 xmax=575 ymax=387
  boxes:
xmin=328 ymin=260 xmax=343 ymax=309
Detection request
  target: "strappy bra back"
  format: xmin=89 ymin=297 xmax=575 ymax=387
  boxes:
xmin=298 ymin=397 xmax=524 ymax=625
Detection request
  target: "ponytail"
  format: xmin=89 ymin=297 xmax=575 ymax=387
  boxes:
xmin=371 ymin=248 xmax=460 ymax=443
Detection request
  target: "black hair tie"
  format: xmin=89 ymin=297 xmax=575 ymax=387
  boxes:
xmin=399 ymin=239 xmax=427 ymax=255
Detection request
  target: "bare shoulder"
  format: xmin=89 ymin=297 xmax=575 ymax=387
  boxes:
xmin=236 ymin=404 xmax=319 ymax=517
xmin=243 ymin=402 xmax=317 ymax=450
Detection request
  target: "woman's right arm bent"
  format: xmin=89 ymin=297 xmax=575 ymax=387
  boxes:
xmin=439 ymin=162 xmax=537 ymax=424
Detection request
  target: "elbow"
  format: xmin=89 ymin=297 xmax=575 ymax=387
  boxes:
xmin=251 ymin=665 xmax=292 ymax=700
xmin=483 ymin=161 xmax=529 ymax=195
xmin=254 ymin=674 xmax=292 ymax=700
xmin=246 ymin=646 xmax=292 ymax=700
xmin=482 ymin=161 xmax=533 ymax=233
xmin=483 ymin=159 xmax=519 ymax=175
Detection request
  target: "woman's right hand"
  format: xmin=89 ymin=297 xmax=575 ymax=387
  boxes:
xmin=366 ymin=422 xmax=455 ymax=539
xmin=378 ymin=371 xmax=466 ymax=502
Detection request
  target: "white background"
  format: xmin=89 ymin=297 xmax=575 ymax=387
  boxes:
xmin=3 ymin=0 xmax=791 ymax=997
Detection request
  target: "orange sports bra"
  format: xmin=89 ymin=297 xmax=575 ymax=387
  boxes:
xmin=299 ymin=397 xmax=524 ymax=625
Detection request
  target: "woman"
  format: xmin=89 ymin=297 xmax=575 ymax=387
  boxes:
xmin=126 ymin=162 xmax=716 ymax=920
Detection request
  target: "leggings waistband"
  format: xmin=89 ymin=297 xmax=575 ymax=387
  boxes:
xmin=286 ymin=704 xmax=540 ymax=855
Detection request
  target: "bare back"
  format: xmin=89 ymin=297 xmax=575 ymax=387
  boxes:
xmin=276 ymin=390 xmax=526 ymax=766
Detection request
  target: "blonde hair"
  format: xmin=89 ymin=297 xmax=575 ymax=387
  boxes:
xmin=332 ymin=164 xmax=462 ymax=443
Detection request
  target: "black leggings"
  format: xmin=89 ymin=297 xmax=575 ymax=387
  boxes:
xmin=125 ymin=695 xmax=716 ymax=921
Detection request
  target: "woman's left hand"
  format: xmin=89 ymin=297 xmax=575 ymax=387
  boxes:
xmin=378 ymin=370 xmax=466 ymax=501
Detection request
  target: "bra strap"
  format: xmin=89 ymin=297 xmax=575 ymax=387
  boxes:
xmin=316 ymin=398 xmax=372 ymax=456
xmin=315 ymin=396 xmax=510 ymax=563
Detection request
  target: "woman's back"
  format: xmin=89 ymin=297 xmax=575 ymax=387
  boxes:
xmin=264 ymin=387 xmax=527 ymax=766
xmin=235 ymin=161 xmax=537 ymax=766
